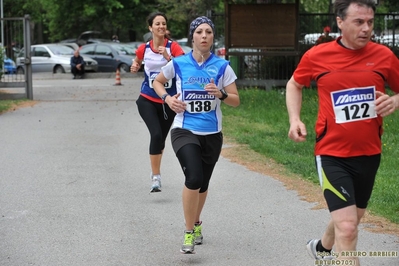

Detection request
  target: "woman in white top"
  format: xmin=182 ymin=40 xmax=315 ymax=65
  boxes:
xmin=130 ymin=11 xmax=184 ymax=193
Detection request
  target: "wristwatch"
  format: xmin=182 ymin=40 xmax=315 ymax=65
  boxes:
xmin=219 ymin=89 xmax=228 ymax=101
xmin=161 ymin=93 xmax=170 ymax=103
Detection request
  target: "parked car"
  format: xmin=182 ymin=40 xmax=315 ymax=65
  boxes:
xmin=59 ymin=42 xmax=80 ymax=51
xmin=176 ymin=38 xmax=188 ymax=46
xmin=16 ymin=44 xmax=98 ymax=74
xmin=79 ymin=42 xmax=136 ymax=73
xmin=214 ymin=35 xmax=225 ymax=59
xmin=181 ymin=45 xmax=192 ymax=54
xmin=128 ymin=42 xmax=144 ymax=50
xmin=3 ymin=56 xmax=17 ymax=74
xmin=377 ymin=34 xmax=399 ymax=47
xmin=215 ymin=46 xmax=226 ymax=59
xmin=302 ymin=32 xmax=340 ymax=44
xmin=59 ymin=31 xmax=110 ymax=46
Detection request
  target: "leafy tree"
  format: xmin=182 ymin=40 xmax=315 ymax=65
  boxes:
xmin=3 ymin=0 xmax=159 ymax=42
xmin=381 ymin=0 xmax=399 ymax=11
xmin=38 ymin=0 xmax=128 ymax=42
xmin=2 ymin=0 xmax=396 ymax=44
xmin=156 ymin=0 xmax=224 ymax=40
xmin=299 ymin=0 xmax=329 ymax=13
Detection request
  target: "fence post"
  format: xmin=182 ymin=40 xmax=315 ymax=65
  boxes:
xmin=24 ymin=14 xmax=33 ymax=100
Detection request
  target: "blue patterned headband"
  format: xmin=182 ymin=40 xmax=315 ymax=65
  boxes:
xmin=189 ymin=16 xmax=215 ymax=39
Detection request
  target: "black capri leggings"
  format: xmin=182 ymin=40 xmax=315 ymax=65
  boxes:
xmin=136 ymin=95 xmax=175 ymax=155
xmin=172 ymin=128 xmax=223 ymax=193
xmin=176 ymin=144 xmax=217 ymax=193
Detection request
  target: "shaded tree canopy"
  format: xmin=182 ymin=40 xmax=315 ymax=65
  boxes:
xmin=2 ymin=0 xmax=396 ymax=43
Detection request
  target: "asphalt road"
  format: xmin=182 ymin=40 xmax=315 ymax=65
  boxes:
xmin=0 ymin=74 xmax=398 ymax=266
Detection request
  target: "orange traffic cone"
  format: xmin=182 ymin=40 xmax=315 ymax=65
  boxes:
xmin=114 ymin=68 xmax=122 ymax=86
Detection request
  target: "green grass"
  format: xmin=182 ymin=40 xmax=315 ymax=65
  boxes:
xmin=222 ymin=88 xmax=399 ymax=224
xmin=0 ymin=99 xmax=22 ymax=114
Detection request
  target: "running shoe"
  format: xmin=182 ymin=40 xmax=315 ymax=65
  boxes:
xmin=306 ymin=239 xmax=334 ymax=260
xmin=150 ymin=174 xmax=161 ymax=193
xmin=180 ymin=231 xmax=195 ymax=254
xmin=194 ymin=222 xmax=203 ymax=245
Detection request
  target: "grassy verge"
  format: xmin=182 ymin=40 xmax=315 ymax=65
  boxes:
xmin=222 ymin=88 xmax=399 ymax=224
xmin=0 ymin=87 xmax=31 ymax=113
xmin=0 ymin=100 xmax=15 ymax=114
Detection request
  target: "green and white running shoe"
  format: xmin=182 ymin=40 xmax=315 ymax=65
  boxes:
xmin=194 ymin=222 xmax=203 ymax=245
xmin=180 ymin=231 xmax=195 ymax=254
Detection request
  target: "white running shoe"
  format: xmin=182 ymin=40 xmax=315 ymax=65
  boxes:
xmin=150 ymin=174 xmax=161 ymax=193
xmin=306 ymin=239 xmax=334 ymax=260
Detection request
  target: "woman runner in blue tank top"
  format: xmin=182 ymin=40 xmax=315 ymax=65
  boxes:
xmin=152 ymin=16 xmax=240 ymax=254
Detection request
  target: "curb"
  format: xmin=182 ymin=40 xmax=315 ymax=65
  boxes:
xmin=31 ymin=72 xmax=144 ymax=80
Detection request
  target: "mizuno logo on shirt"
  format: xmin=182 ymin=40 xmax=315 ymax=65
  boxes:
xmin=185 ymin=93 xmax=215 ymax=100
xmin=331 ymin=87 xmax=375 ymax=107
xmin=335 ymin=93 xmax=373 ymax=104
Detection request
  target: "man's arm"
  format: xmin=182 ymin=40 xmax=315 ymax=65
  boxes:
xmin=70 ymin=57 xmax=76 ymax=67
xmin=286 ymin=76 xmax=307 ymax=142
xmin=79 ymin=56 xmax=85 ymax=65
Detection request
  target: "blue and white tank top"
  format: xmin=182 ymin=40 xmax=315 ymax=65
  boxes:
xmin=162 ymin=52 xmax=235 ymax=135
xmin=140 ymin=40 xmax=177 ymax=100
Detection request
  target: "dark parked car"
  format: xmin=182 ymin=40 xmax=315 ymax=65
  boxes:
xmin=128 ymin=42 xmax=144 ymax=50
xmin=79 ymin=42 xmax=136 ymax=73
xmin=59 ymin=31 xmax=110 ymax=46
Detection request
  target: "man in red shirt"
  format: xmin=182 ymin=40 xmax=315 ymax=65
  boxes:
xmin=286 ymin=0 xmax=399 ymax=265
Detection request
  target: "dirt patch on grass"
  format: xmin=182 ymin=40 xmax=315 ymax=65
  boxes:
xmin=221 ymin=137 xmax=399 ymax=238
xmin=0 ymin=94 xmax=37 ymax=115
xmin=10 ymin=101 xmax=37 ymax=109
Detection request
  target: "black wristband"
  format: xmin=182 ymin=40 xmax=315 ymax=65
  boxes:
xmin=219 ymin=89 xmax=228 ymax=101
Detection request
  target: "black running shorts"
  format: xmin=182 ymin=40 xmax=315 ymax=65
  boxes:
xmin=315 ymin=154 xmax=381 ymax=212
xmin=171 ymin=128 xmax=223 ymax=165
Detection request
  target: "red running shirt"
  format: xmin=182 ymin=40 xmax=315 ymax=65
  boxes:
xmin=293 ymin=37 xmax=399 ymax=157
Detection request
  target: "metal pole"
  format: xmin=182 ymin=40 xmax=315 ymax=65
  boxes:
xmin=24 ymin=15 xmax=33 ymax=100
xmin=1 ymin=0 xmax=3 ymax=47
xmin=1 ymin=0 xmax=4 ymax=75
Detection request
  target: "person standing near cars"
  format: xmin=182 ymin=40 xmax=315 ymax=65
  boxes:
xmin=152 ymin=16 xmax=240 ymax=254
xmin=130 ymin=11 xmax=185 ymax=193
xmin=286 ymin=0 xmax=399 ymax=264
xmin=70 ymin=49 xmax=85 ymax=79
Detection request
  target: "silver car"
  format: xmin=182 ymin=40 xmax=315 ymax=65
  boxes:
xmin=16 ymin=44 xmax=98 ymax=74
